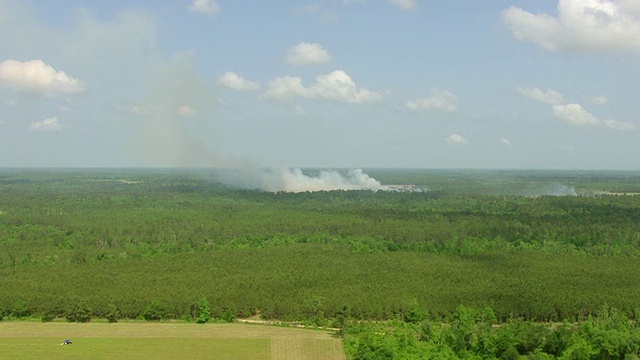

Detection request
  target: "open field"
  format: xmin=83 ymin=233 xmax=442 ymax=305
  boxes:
xmin=0 ymin=322 xmax=345 ymax=360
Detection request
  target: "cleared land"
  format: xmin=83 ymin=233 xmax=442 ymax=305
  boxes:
xmin=0 ymin=322 xmax=345 ymax=360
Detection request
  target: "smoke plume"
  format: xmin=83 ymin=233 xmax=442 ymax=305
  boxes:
xmin=111 ymin=31 xmax=384 ymax=192
xmin=216 ymin=167 xmax=384 ymax=192
xmin=521 ymin=183 xmax=578 ymax=197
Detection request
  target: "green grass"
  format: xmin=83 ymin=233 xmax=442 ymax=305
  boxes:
xmin=0 ymin=337 xmax=268 ymax=360
xmin=0 ymin=322 xmax=344 ymax=360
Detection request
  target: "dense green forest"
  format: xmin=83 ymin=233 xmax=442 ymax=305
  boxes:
xmin=1 ymin=168 xmax=640 ymax=358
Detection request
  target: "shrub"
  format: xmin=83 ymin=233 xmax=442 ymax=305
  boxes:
xmin=11 ymin=299 xmax=30 ymax=319
xmin=65 ymin=301 xmax=92 ymax=323
xmin=41 ymin=312 xmax=55 ymax=322
xmin=222 ymin=308 xmax=236 ymax=323
xmin=106 ymin=303 xmax=119 ymax=323
xmin=142 ymin=300 xmax=166 ymax=321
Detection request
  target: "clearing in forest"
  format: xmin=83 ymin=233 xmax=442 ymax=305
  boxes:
xmin=0 ymin=322 xmax=345 ymax=360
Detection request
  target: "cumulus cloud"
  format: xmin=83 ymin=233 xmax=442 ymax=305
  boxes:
xmin=552 ymin=103 xmax=601 ymax=126
xmin=294 ymin=4 xmax=321 ymax=14
xmin=518 ymin=86 xmax=634 ymax=131
xmin=0 ymin=60 xmax=85 ymax=94
xmin=285 ymin=42 xmax=332 ymax=65
xmin=29 ymin=117 xmax=62 ymax=131
xmin=603 ymin=118 xmax=636 ymax=131
xmin=446 ymin=133 xmax=468 ymax=145
xmin=500 ymin=138 xmax=512 ymax=147
xmin=188 ymin=0 xmax=220 ymax=15
xmin=313 ymin=71 xmax=382 ymax=103
xmin=264 ymin=70 xmax=382 ymax=104
xmin=389 ymin=0 xmax=418 ymax=11
xmin=502 ymin=0 xmax=640 ymax=55
xmin=117 ymin=103 xmax=153 ymax=116
xmin=176 ymin=105 xmax=197 ymax=116
xmin=516 ymin=87 xmax=565 ymax=105
xmin=263 ymin=76 xmax=307 ymax=102
xmin=293 ymin=105 xmax=306 ymax=115
xmin=551 ymin=103 xmax=635 ymax=131
xmin=217 ymin=72 xmax=260 ymax=91
xmin=293 ymin=4 xmax=338 ymax=22
xmin=590 ymin=96 xmax=609 ymax=105
xmin=405 ymin=88 xmax=458 ymax=113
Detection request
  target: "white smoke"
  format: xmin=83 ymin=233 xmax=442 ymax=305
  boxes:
xmin=216 ymin=167 xmax=384 ymax=192
xmin=522 ymin=183 xmax=578 ymax=197
xmin=279 ymin=168 xmax=383 ymax=192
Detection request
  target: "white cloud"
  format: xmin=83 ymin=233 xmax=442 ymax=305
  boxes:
xmin=552 ymin=103 xmax=635 ymax=131
xmin=500 ymin=138 xmax=512 ymax=147
xmin=405 ymin=88 xmax=458 ymax=113
xmin=0 ymin=60 xmax=85 ymax=94
xmin=446 ymin=133 xmax=468 ymax=145
xmin=293 ymin=4 xmax=338 ymax=22
xmin=188 ymin=0 xmax=220 ymax=15
xmin=264 ymin=70 xmax=382 ymax=104
xmin=285 ymin=42 xmax=332 ymax=65
xmin=176 ymin=105 xmax=198 ymax=116
xmin=263 ymin=76 xmax=308 ymax=102
xmin=502 ymin=0 xmax=640 ymax=55
xmin=117 ymin=103 xmax=153 ymax=115
xmin=217 ymin=72 xmax=260 ymax=91
xmin=603 ymin=118 xmax=636 ymax=131
xmin=312 ymin=70 xmax=382 ymax=103
xmin=294 ymin=4 xmax=321 ymax=14
xmin=516 ymin=87 xmax=565 ymax=105
xmin=217 ymin=98 xmax=231 ymax=107
xmin=389 ymin=0 xmax=418 ymax=11
xmin=29 ymin=117 xmax=62 ymax=131
xmin=552 ymin=103 xmax=601 ymax=126
xmin=590 ymin=96 xmax=609 ymax=105
xmin=518 ymin=89 xmax=633 ymax=131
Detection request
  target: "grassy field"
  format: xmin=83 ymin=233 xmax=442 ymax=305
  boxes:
xmin=0 ymin=322 xmax=345 ymax=360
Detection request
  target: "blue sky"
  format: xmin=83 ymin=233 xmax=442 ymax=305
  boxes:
xmin=1 ymin=0 xmax=639 ymax=170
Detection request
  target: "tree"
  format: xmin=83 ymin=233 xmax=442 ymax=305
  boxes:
xmin=337 ymin=305 xmax=350 ymax=338
xmin=403 ymin=299 xmax=426 ymax=324
xmin=196 ymin=298 xmax=211 ymax=324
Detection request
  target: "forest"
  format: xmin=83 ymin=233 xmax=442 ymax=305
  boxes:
xmin=1 ymin=168 xmax=640 ymax=358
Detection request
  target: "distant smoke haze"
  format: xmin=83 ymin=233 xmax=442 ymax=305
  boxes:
xmin=216 ymin=167 xmax=384 ymax=192
xmin=521 ymin=183 xmax=578 ymax=197
xmin=133 ymin=96 xmax=384 ymax=191
xmin=127 ymin=51 xmax=385 ymax=192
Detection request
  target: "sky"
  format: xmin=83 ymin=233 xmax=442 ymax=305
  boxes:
xmin=1 ymin=0 xmax=639 ymax=171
